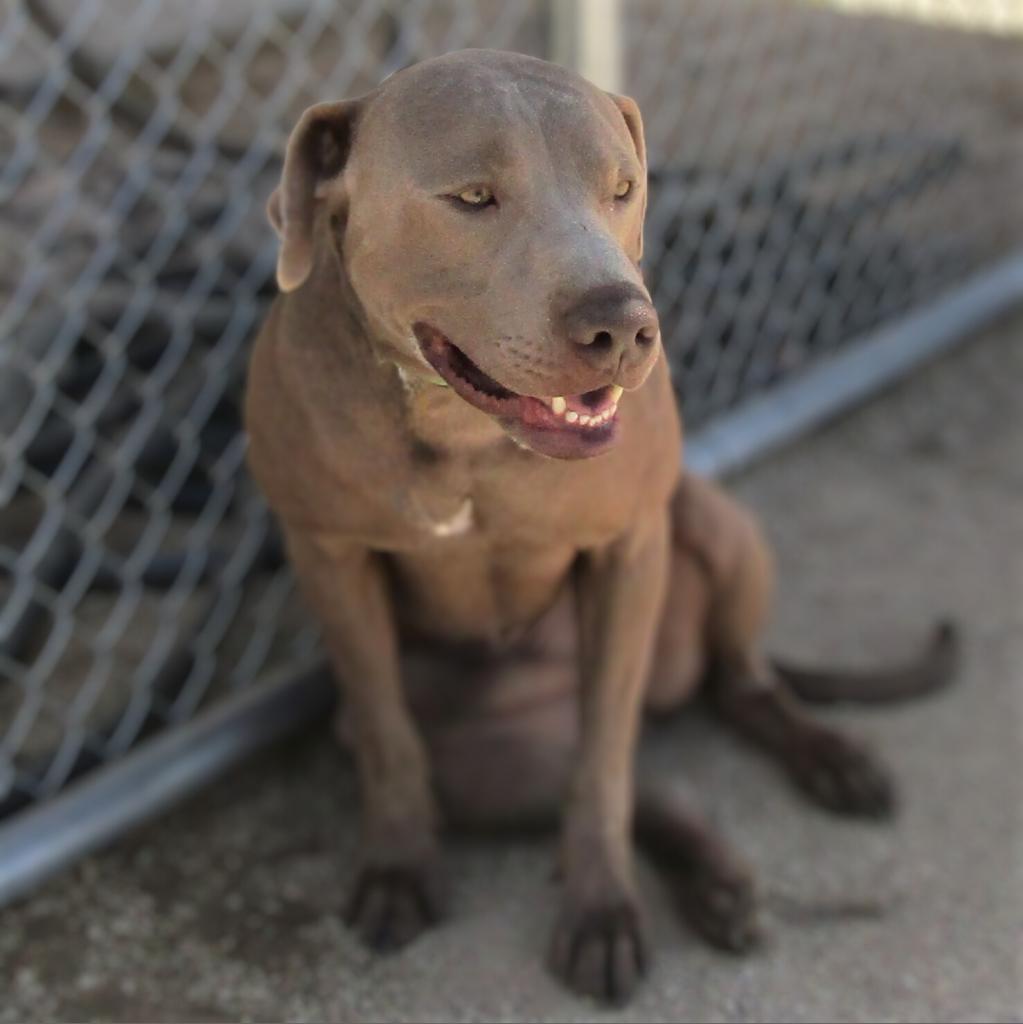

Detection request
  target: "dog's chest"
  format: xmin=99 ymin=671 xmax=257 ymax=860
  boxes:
xmin=380 ymin=450 xmax=625 ymax=641
xmin=387 ymin=514 xmax=576 ymax=645
xmin=399 ymin=446 xmax=632 ymax=551
xmin=367 ymin=425 xmax=660 ymax=643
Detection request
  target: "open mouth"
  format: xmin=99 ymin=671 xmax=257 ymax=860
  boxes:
xmin=413 ymin=323 xmax=622 ymax=459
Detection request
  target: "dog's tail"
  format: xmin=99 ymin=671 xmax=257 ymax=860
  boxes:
xmin=771 ymin=619 xmax=960 ymax=704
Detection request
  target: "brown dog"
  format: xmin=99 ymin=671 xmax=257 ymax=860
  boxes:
xmin=245 ymin=49 xmax=955 ymax=1003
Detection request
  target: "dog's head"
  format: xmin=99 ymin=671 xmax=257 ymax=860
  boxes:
xmin=269 ymin=49 xmax=659 ymax=459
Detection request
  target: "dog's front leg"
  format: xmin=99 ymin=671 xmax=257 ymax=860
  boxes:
xmin=285 ymin=531 xmax=443 ymax=951
xmin=551 ymin=510 xmax=671 ymax=1003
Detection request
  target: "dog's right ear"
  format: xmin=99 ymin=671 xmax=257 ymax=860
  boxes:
xmin=268 ymin=99 xmax=362 ymax=293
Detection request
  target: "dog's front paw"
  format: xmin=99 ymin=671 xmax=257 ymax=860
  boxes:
xmin=549 ymin=895 xmax=649 ymax=1004
xmin=787 ymin=728 xmax=896 ymax=819
xmin=344 ymin=854 xmax=447 ymax=952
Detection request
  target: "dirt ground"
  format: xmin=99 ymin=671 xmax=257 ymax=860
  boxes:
xmin=1 ymin=311 xmax=1020 ymax=1023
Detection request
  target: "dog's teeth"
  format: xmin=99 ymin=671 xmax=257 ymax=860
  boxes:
xmin=551 ymin=396 xmax=567 ymax=415
xmin=566 ymin=411 xmax=579 ymax=424
xmin=579 ymin=415 xmax=592 ymax=426
xmin=610 ymin=385 xmax=624 ymax=403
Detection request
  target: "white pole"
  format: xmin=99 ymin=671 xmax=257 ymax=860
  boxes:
xmin=551 ymin=0 xmax=623 ymax=93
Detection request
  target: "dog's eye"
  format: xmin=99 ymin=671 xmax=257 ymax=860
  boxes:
xmin=451 ymin=185 xmax=496 ymax=209
xmin=613 ymin=179 xmax=634 ymax=200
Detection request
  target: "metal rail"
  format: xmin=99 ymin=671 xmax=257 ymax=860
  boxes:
xmin=686 ymin=249 xmax=1023 ymax=477
xmin=0 ymin=658 xmax=331 ymax=905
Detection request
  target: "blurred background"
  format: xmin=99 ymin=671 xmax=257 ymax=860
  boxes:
xmin=0 ymin=2 xmax=1020 ymax=1019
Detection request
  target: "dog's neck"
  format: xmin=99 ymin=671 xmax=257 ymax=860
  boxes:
xmin=271 ymin=240 xmax=513 ymax=535
xmin=397 ymin=371 xmax=508 ymax=456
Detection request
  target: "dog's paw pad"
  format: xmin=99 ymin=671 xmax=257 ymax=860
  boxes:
xmin=344 ymin=861 xmax=447 ymax=952
xmin=790 ymin=732 xmax=897 ymax=819
xmin=549 ymin=899 xmax=648 ymax=1004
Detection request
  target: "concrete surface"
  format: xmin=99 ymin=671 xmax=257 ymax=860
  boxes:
xmin=1 ymin=313 xmax=1021 ymax=1023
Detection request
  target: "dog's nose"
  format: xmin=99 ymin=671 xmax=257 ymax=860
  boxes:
xmin=561 ymin=284 xmax=660 ymax=377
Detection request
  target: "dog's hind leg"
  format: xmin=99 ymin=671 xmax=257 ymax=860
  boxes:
xmin=712 ymin=672 xmax=896 ymax=818
xmin=668 ymin=474 xmax=897 ymax=818
xmin=634 ymin=779 xmax=761 ymax=953
xmin=418 ymin=638 xmax=762 ymax=955
xmin=428 ymin=693 xmax=763 ymax=954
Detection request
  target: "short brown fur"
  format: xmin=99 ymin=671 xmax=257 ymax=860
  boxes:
xmin=245 ymin=50 xmax=952 ymax=1003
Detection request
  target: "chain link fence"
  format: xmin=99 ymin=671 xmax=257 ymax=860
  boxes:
xmin=1 ymin=0 xmax=1021 ymax=901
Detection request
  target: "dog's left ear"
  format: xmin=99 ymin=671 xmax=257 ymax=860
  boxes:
xmin=607 ymin=93 xmax=648 ymax=261
xmin=268 ymin=99 xmax=363 ymax=293
xmin=608 ymin=93 xmax=646 ymax=170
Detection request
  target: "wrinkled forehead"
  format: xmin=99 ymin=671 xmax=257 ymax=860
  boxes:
xmin=357 ymin=58 xmax=637 ymax=189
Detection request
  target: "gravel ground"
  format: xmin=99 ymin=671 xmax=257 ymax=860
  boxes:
xmin=1 ymin=312 xmax=1021 ymax=1022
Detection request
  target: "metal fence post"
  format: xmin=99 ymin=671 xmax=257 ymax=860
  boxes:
xmin=550 ymin=0 xmax=623 ymax=92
